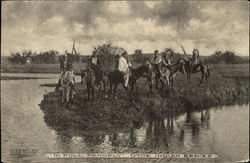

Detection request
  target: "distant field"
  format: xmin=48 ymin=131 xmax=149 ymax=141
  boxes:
xmin=1 ymin=62 xmax=87 ymax=75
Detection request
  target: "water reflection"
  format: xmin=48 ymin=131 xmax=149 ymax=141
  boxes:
xmin=40 ymin=97 xmax=248 ymax=162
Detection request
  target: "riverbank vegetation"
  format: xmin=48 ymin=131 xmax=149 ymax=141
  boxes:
xmin=40 ymin=63 xmax=249 ymax=132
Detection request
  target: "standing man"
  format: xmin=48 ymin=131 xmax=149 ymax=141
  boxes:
xmin=150 ymin=50 xmax=162 ymax=89
xmin=150 ymin=50 xmax=162 ymax=74
xmin=117 ymin=51 xmax=131 ymax=89
xmin=90 ymin=51 xmax=101 ymax=69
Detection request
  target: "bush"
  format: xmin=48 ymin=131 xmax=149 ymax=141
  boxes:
xmin=94 ymin=43 xmax=126 ymax=72
xmin=205 ymin=51 xmax=245 ymax=64
xmin=8 ymin=50 xmax=59 ymax=64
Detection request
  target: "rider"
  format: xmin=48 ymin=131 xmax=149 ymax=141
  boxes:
xmin=55 ymin=51 xmax=74 ymax=91
xmin=161 ymin=48 xmax=174 ymax=67
xmin=190 ymin=48 xmax=200 ymax=72
xmin=117 ymin=51 xmax=131 ymax=89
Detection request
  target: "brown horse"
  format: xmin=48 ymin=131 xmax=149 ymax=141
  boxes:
xmin=181 ymin=46 xmax=210 ymax=84
xmin=183 ymin=60 xmax=210 ymax=84
xmin=90 ymin=63 xmax=108 ymax=97
xmin=129 ymin=63 xmax=152 ymax=92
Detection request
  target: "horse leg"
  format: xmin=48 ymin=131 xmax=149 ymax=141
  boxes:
xmin=87 ymin=85 xmax=90 ymax=101
xmin=102 ymin=80 xmax=108 ymax=98
xmin=114 ymin=84 xmax=118 ymax=99
xmin=66 ymin=88 xmax=70 ymax=103
xmin=160 ymin=79 xmax=164 ymax=92
xmin=61 ymin=88 xmax=64 ymax=103
xmin=171 ymin=77 xmax=174 ymax=90
xmin=148 ymin=78 xmax=153 ymax=93
xmin=92 ymin=86 xmax=94 ymax=101
xmin=109 ymin=82 xmax=113 ymax=98
xmin=130 ymin=83 xmax=134 ymax=92
xmin=200 ymin=72 xmax=204 ymax=85
xmin=205 ymin=70 xmax=208 ymax=84
xmin=155 ymin=79 xmax=159 ymax=90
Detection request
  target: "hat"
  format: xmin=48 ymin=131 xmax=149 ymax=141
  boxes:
xmin=122 ymin=51 xmax=128 ymax=56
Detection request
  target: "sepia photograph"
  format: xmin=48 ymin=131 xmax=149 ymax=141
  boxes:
xmin=1 ymin=0 xmax=249 ymax=163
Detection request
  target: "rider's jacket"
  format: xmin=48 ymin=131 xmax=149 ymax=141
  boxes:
xmin=162 ymin=56 xmax=171 ymax=67
xmin=150 ymin=55 xmax=162 ymax=65
xmin=118 ymin=56 xmax=129 ymax=73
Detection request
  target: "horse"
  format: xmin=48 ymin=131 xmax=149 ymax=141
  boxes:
xmin=80 ymin=67 xmax=96 ymax=101
xmin=108 ymin=63 xmax=152 ymax=98
xmin=145 ymin=60 xmax=163 ymax=92
xmin=183 ymin=60 xmax=210 ymax=84
xmin=129 ymin=63 xmax=152 ymax=92
xmin=180 ymin=46 xmax=210 ymax=84
xmin=90 ymin=63 xmax=108 ymax=97
xmin=108 ymin=69 xmax=126 ymax=99
xmin=159 ymin=58 xmax=186 ymax=90
xmin=60 ymin=71 xmax=75 ymax=104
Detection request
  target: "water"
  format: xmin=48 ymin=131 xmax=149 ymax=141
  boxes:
xmin=1 ymin=73 xmax=249 ymax=163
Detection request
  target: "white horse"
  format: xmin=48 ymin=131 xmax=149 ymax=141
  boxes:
xmin=60 ymin=71 xmax=75 ymax=103
xmin=159 ymin=58 xmax=186 ymax=91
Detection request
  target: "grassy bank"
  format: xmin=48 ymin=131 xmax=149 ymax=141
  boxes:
xmin=40 ymin=64 xmax=249 ymax=132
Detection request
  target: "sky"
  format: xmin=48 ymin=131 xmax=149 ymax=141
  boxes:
xmin=1 ymin=0 xmax=249 ymax=56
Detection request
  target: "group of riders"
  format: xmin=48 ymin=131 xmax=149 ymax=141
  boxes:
xmin=56 ymin=48 xmax=200 ymax=91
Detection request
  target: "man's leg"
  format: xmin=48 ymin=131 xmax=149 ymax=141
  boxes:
xmin=124 ymin=72 xmax=129 ymax=88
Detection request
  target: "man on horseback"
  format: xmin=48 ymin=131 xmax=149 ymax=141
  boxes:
xmin=190 ymin=48 xmax=200 ymax=72
xmin=161 ymin=48 xmax=174 ymax=67
xmin=55 ymin=51 xmax=75 ymax=91
xmin=117 ymin=51 xmax=131 ymax=89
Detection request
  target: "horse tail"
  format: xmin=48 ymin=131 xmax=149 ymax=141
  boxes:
xmin=207 ymin=65 xmax=210 ymax=77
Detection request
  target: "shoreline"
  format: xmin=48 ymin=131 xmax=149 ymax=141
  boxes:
xmin=40 ymin=74 xmax=249 ymax=133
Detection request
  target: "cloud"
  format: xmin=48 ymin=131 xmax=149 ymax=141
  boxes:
xmin=1 ymin=1 xmax=249 ymax=56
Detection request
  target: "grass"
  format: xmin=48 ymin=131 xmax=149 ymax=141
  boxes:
xmin=1 ymin=62 xmax=86 ymax=75
xmin=39 ymin=64 xmax=249 ymax=133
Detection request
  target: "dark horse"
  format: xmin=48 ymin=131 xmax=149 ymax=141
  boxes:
xmin=180 ymin=46 xmax=210 ymax=84
xmin=80 ymin=67 xmax=95 ymax=101
xmin=80 ymin=62 xmax=108 ymax=101
xmin=183 ymin=60 xmax=210 ymax=84
xmin=129 ymin=63 xmax=152 ymax=92
xmin=90 ymin=63 xmax=108 ymax=96
xmin=108 ymin=63 xmax=151 ymax=99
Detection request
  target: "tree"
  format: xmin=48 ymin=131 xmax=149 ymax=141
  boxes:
xmin=94 ymin=43 xmax=126 ymax=72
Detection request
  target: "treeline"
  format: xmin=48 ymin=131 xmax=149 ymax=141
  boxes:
xmin=204 ymin=51 xmax=248 ymax=64
xmin=131 ymin=49 xmax=248 ymax=64
xmin=8 ymin=50 xmax=80 ymax=64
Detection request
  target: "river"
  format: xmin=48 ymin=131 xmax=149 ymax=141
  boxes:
xmin=1 ymin=73 xmax=249 ymax=163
